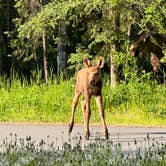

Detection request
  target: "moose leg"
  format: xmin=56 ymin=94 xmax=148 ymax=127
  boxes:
xmin=150 ymin=53 xmax=163 ymax=83
xmin=82 ymin=96 xmax=91 ymax=140
xmin=95 ymin=95 xmax=108 ymax=139
xmin=81 ymin=99 xmax=86 ymax=135
xmin=69 ymin=92 xmax=80 ymax=134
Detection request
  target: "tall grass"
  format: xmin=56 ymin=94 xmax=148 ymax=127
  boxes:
xmin=0 ymin=72 xmax=74 ymax=123
xmin=103 ymin=79 xmax=166 ymax=125
xmin=0 ymin=71 xmax=165 ymax=125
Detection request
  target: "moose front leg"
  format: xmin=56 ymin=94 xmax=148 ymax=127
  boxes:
xmin=82 ymin=97 xmax=91 ymax=140
xmin=95 ymin=95 xmax=108 ymax=139
xmin=69 ymin=92 xmax=80 ymax=134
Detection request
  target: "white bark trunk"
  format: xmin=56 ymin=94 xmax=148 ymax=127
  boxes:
xmin=110 ymin=54 xmax=118 ymax=87
xmin=57 ymin=20 xmax=66 ymax=80
xmin=42 ymin=33 xmax=48 ymax=84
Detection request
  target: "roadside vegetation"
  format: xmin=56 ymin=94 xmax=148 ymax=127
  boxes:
xmin=0 ymin=1 xmax=165 ymax=165
xmin=0 ymin=71 xmax=165 ymax=126
xmin=0 ymin=134 xmax=165 ymax=165
xmin=0 ymin=1 xmax=165 ymax=126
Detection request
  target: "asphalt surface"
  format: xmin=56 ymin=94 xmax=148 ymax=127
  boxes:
xmin=0 ymin=124 xmax=165 ymax=152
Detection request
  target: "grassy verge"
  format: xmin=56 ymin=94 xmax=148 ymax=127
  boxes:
xmin=0 ymin=134 xmax=165 ymax=165
xmin=0 ymin=75 xmax=165 ymax=126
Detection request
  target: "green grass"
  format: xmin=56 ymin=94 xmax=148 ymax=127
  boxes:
xmin=0 ymin=74 xmax=165 ymax=126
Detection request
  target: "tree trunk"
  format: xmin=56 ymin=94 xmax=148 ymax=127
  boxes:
xmin=42 ymin=33 xmax=48 ymax=84
xmin=110 ymin=45 xmax=118 ymax=88
xmin=0 ymin=29 xmax=3 ymax=74
xmin=57 ymin=20 xmax=67 ymax=82
xmin=40 ymin=0 xmax=46 ymax=5
xmin=109 ymin=11 xmax=120 ymax=87
xmin=40 ymin=0 xmax=48 ymax=84
xmin=6 ymin=0 xmax=14 ymax=74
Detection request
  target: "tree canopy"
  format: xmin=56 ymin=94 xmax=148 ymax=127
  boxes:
xmin=0 ymin=0 xmax=165 ymax=84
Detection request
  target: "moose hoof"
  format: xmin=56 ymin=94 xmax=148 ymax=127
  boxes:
xmin=68 ymin=122 xmax=74 ymax=134
xmin=105 ymin=133 xmax=109 ymax=140
xmin=85 ymin=134 xmax=89 ymax=140
xmin=85 ymin=131 xmax=90 ymax=140
xmin=105 ymin=129 xmax=109 ymax=140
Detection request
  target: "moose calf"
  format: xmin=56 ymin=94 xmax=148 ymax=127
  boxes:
xmin=69 ymin=58 xmax=108 ymax=140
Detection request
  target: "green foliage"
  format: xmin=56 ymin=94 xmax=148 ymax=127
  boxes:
xmin=0 ymin=0 xmax=166 ymax=80
xmin=67 ymin=46 xmax=93 ymax=72
xmin=161 ymin=48 xmax=166 ymax=63
xmin=11 ymin=0 xmax=135 ymax=60
xmin=0 ymin=73 xmax=165 ymax=125
xmin=103 ymin=75 xmax=166 ymax=124
xmin=142 ymin=0 xmax=166 ymax=34
xmin=0 ymin=134 xmax=166 ymax=165
xmin=0 ymin=0 xmax=166 ymax=125
xmin=0 ymin=74 xmax=73 ymax=122
xmin=67 ymin=52 xmax=91 ymax=72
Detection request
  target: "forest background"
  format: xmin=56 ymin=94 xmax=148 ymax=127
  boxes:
xmin=0 ymin=0 xmax=165 ymax=125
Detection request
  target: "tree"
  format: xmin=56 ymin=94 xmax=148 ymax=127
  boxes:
xmin=5 ymin=0 xmax=165 ymax=84
xmin=0 ymin=0 xmax=16 ymax=75
xmin=0 ymin=0 xmax=6 ymax=74
xmin=10 ymin=0 xmax=45 ymax=79
xmin=40 ymin=0 xmax=48 ymax=84
xmin=57 ymin=20 xmax=67 ymax=81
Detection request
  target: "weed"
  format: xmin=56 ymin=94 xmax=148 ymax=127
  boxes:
xmin=0 ymin=134 xmax=165 ymax=165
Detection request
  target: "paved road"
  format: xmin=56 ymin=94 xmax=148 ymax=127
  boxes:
xmin=0 ymin=123 xmax=165 ymax=152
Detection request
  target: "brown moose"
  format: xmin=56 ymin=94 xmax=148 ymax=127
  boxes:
xmin=129 ymin=32 xmax=166 ymax=82
xmin=69 ymin=58 xmax=108 ymax=140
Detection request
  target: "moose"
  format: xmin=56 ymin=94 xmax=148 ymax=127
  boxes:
xmin=129 ymin=32 xmax=166 ymax=83
xmin=69 ymin=58 xmax=108 ymax=140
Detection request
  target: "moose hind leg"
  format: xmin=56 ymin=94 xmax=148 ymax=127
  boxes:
xmin=69 ymin=92 xmax=80 ymax=134
xmin=82 ymin=99 xmax=91 ymax=140
xmin=95 ymin=95 xmax=108 ymax=139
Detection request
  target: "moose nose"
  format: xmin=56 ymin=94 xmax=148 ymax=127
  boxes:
xmin=90 ymin=80 xmax=95 ymax=86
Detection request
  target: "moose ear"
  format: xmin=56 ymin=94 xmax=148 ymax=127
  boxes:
xmin=83 ymin=58 xmax=92 ymax=68
xmin=97 ymin=58 xmax=105 ymax=68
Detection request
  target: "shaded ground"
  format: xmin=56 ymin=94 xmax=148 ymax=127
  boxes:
xmin=0 ymin=124 xmax=165 ymax=152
